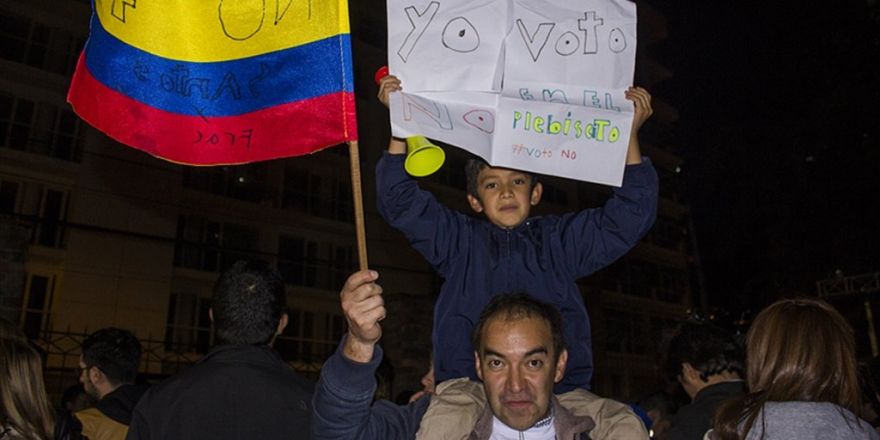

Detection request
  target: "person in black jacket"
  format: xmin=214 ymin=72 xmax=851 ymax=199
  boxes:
xmin=663 ymin=322 xmax=745 ymax=440
xmin=126 ymin=260 xmax=313 ymax=440
xmin=57 ymin=327 xmax=148 ymax=440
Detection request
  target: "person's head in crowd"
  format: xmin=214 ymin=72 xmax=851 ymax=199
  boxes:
xmin=405 ymin=354 xmax=436 ymax=404
xmin=471 ymin=293 xmax=567 ymax=431
xmin=713 ymin=298 xmax=864 ymax=438
xmin=418 ymin=359 xmax=435 ymax=395
xmin=664 ymin=321 xmax=743 ymax=399
xmin=374 ymin=356 xmax=395 ymax=401
xmin=637 ymin=391 xmax=676 ymax=439
xmin=60 ymin=384 xmax=92 ymax=413
xmin=465 ymin=158 xmax=543 ymax=229
xmin=0 ymin=316 xmax=26 ymax=342
xmin=211 ymin=260 xmax=288 ymax=346
xmin=79 ymin=327 xmax=142 ymax=401
xmin=0 ymin=338 xmax=55 ymax=440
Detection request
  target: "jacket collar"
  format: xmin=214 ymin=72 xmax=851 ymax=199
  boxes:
xmin=469 ymin=395 xmax=595 ymax=439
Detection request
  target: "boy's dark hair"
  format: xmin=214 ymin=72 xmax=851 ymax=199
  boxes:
xmin=81 ymin=328 xmax=142 ymax=385
xmin=663 ymin=321 xmax=744 ymax=382
xmin=471 ymin=293 xmax=566 ymax=362
xmin=465 ymin=158 xmax=539 ymax=201
xmin=212 ymin=260 xmax=286 ymax=345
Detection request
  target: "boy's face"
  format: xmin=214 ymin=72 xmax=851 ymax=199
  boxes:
xmin=467 ymin=167 xmax=542 ymax=229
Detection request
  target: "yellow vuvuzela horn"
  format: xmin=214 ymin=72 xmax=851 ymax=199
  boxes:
xmin=404 ymin=136 xmax=445 ymax=177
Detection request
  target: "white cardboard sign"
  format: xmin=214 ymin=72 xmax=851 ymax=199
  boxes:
xmin=388 ymin=0 xmax=637 ymax=186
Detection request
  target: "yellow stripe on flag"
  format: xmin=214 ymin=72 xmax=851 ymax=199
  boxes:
xmin=95 ymin=0 xmax=351 ymax=62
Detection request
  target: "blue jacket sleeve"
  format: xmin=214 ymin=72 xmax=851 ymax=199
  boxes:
xmin=376 ymin=152 xmax=468 ymax=275
xmin=560 ymin=158 xmax=659 ymax=277
xmin=312 ymin=338 xmax=429 ymax=440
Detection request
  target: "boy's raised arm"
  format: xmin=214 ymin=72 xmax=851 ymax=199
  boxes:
xmin=624 ymin=86 xmax=654 ymax=165
xmin=378 ymin=74 xmax=406 ymax=155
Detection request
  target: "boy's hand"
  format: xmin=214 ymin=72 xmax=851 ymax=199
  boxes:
xmin=625 ymin=86 xmax=653 ymax=131
xmin=378 ymin=75 xmax=402 ymax=108
xmin=624 ymin=86 xmax=652 ymax=164
xmin=340 ymin=270 xmax=385 ymax=362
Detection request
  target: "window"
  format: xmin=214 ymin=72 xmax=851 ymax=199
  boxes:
xmin=0 ymin=178 xmax=69 ymax=248
xmin=19 ymin=273 xmax=55 ymax=339
xmin=645 ymin=214 xmax=688 ymax=251
xmin=0 ymin=11 xmax=84 ymax=76
xmin=657 ymin=167 xmax=684 ymax=202
xmin=278 ymin=236 xmax=319 ymax=287
xmin=587 ymin=258 xmax=688 ymax=304
xmin=0 ymin=179 xmax=21 ymax=214
xmin=164 ymin=293 xmax=212 ymax=353
xmin=182 ymin=164 xmax=270 ymax=203
xmin=0 ymin=92 xmax=84 ymax=161
xmin=602 ymin=308 xmax=651 ymax=355
xmin=276 ymin=308 xmax=344 ymax=364
xmin=282 ymin=168 xmax=352 ymax=222
xmin=34 ymin=189 xmax=66 ymax=248
xmin=174 ymin=216 xmax=260 ymax=272
xmin=278 ymin=235 xmax=354 ymax=290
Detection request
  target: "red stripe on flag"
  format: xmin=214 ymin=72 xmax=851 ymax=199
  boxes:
xmin=68 ymin=54 xmax=358 ymax=165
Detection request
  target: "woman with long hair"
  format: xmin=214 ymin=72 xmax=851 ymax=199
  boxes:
xmin=711 ymin=298 xmax=879 ymax=439
xmin=0 ymin=338 xmax=54 ymax=440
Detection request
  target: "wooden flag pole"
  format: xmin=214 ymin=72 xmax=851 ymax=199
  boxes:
xmin=348 ymin=141 xmax=369 ymax=270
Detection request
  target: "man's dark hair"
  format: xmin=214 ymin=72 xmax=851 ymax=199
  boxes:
xmin=81 ymin=328 xmax=141 ymax=385
xmin=465 ymin=158 xmax=538 ymax=201
xmin=471 ymin=293 xmax=565 ymax=361
xmin=212 ymin=260 xmax=286 ymax=345
xmin=663 ymin=322 xmax=744 ymax=382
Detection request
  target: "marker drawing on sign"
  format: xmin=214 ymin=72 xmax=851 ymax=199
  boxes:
xmin=608 ymin=28 xmax=627 ymax=53
xmin=397 ymin=2 xmax=440 ymax=62
xmin=577 ymin=12 xmax=603 ymax=54
xmin=442 ymin=17 xmax=479 ymax=53
xmin=463 ymin=109 xmax=494 ymax=133
xmin=402 ymin=93 xmax=453 ymax=130
xmin=516 ymin=19 xmax=555 ymax=62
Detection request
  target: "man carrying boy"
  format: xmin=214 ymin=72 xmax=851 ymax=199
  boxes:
xmin=311 ymin=270 xmax=648 ymax=439
xmin=377 ymin=76 xmax=659 ymax=393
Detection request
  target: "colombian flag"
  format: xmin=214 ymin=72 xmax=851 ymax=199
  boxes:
xmin=68 ymin=0 xmax=358 ymax=165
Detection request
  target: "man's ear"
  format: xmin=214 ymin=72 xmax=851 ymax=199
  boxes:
xmin=208 ymin=308 xmax=214 ymax=324
xmin=467 ymin=194 xmax=484 ymax=213
xmin=474 ymin=350 xmax=484 ymax=381
xmin=554 ymin=349 xmax=568 ymax=383
xmin=88 ymin=366 xmax=105 ymax=386
xmin=681 ymin=362 xmax=701 ymax=383
xmin=530 ymin=182 xmax=543 ymax=206
xmin=277 ymin=313 xmax=289 ymax=336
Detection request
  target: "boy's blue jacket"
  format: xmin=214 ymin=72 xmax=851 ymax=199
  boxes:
xmin=377 ymin=152 xmax=659 ymax=391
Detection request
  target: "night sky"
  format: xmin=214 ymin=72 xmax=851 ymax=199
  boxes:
xmin=658 ymin=0 xmax=880 ymax=317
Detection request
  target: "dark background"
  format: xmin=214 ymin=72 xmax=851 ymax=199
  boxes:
xmin=658 ymin=0 xmax=880 ymax=318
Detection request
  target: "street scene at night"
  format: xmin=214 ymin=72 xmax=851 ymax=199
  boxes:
xmin=1 ymin=0 xmax=879 ymax=439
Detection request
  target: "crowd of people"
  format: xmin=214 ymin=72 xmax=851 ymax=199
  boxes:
xmin=1 ymin=79 xmax=877 ymax=440
xmin=3 ymin=265 xmax=880 ymax=440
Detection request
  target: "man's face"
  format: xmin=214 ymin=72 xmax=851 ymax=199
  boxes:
xmin=475 ymin=316 xmax=567 ymax=431
xmin=78 ymin=356 xmax=100 ymax=400
xmin=467 ymin=167 xmax=542 ymax=229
